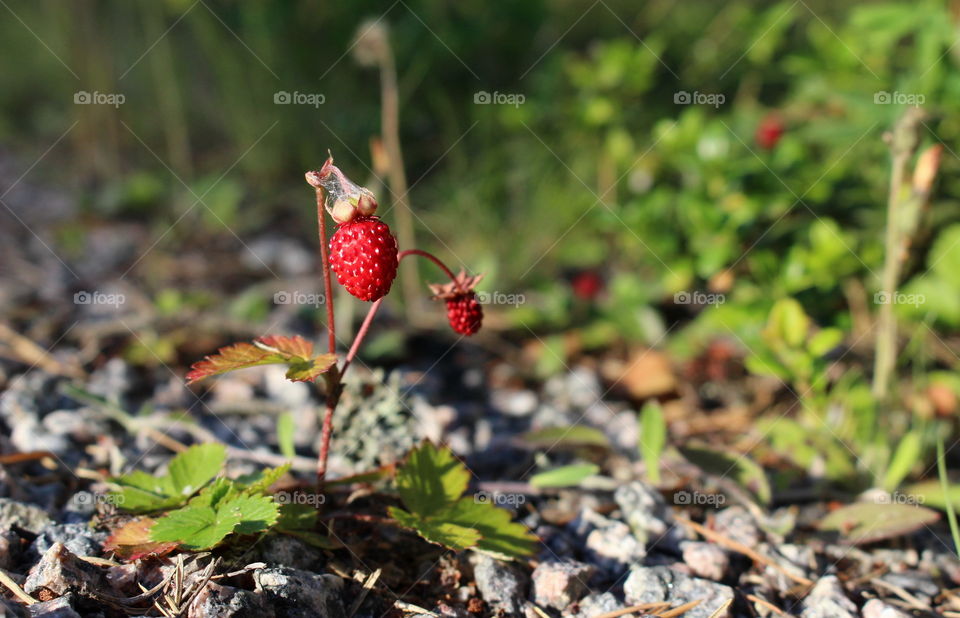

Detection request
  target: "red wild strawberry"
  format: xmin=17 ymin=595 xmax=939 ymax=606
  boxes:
xmin=755 ymin=114 xmax=784 ymax=150
xmin=429 ymin=271 xmax=485 ymax=336
xmin=445 ymin=293 xmax=483 ymax=335
xmin=571 ymin=270 xmax=603 ymax=301
xmin=329 ymin=216 xmax=398 ymax=301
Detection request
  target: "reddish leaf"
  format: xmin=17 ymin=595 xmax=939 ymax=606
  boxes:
xmin=103 ymin=518 xmax=178 ymax=560
xmin=186 ymin=335 xmax=336 ymax=384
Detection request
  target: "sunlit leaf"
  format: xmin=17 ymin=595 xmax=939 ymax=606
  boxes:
xmin=103 ymin=518 xmax=178 ymax=560
xmin=395 ymin=441 xmax=470 ymax=517
xmin=186 ymin=335 xmax=335 ymax=384
xmin=819 ymin=502 xmax=939 ymax=545
xmin=531 ymin=464 xmax=599 ymax=488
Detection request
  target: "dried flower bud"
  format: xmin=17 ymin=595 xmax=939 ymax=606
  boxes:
xmin=331 ymin=199 xmax=357 ymax=224
xmin=357 ymin=191 xmax=378 ymax=216
xmin=306 ymin=155 xmax=380 ymax=224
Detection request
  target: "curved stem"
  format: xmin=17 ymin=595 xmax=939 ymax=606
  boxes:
xmin=340 ymin=297 xmax=383 ymax=379
xmin=339 ymin=250 xmax=460 ymax=381
xmin=399 ymin=249 xmax=459 ymax=286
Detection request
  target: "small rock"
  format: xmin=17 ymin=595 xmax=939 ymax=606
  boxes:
xmin=614 ymin=481 xmax=688 ymax=551
xmin=470 ymin=553 xmax=527 ymax=616
xmin=26 ymin=593 xmax=80 ymax=617
xmin=491 ymin=389 xmax=538 ymax=417
xmin=567 ymin=592 xmax=621 ymax=617
xmin=42 ymin=410 xmax=107 ymax=444
xmin=85 ymin=359 xmax=132 ymax=404
xmin=0 ymin=499 xmax=53 ymax=534
xmin=765 ymin=544 xmax=816 ymax=592
xmin=24 ymin=543 xmax=105 ymax=599
xmin=254 ymin=567 xmax=345 ymax=618
xmin=624 ymin=565 xmax=734 ymax=618
xmin=0 ymin=529 xmax=21 ymax=570
xmin=188 ymin=581 xmax=275 ymax=618
xmin=531 ymin=559 xmax=594 ymax=610
xmin=31 ymin=523 xmax=106 ymax=560
xmin=880 ymin=571 xmax=939 ymax=603
xmin=713 ymin=506 xmax=761 ymax=547
xmin=264 ymin=366 xmax=311 ymax=409
xmin=800 ymin=576 xmax=856 ymax=618
xmin=60 ymin=494 xmax=96 ymax=526
xmin=861 ymin=599 xmax=911 ymax=618
xmin=681 ymin=541 xmax=728 ymax=581
xmin=569 ymin=509 xmax=645 ymax=576
xmin=257 ymin=534 xmax=324 ymax=571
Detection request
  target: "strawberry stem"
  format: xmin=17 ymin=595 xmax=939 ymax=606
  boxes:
xmin=339 ymin=250 xmax=460 ymax=379
xmin=399 ymin=249 xmax=460 ymax=289
xmin=314 ymin=186 xmax=339 ymax=496
xmin=341 ymin=297 xmax=383 ymax=379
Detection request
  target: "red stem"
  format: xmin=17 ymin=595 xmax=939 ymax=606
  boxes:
xmin=314 ymin=242 xmax=460 ymax=490
xmin=339 ymin=250 xmax=462 ymax=380
xmin=315 ymin=188 xmax=338 ymax=492
xmin=316 ymin=189 xmax=336 ymax=355
xmin=340 ymin=297 xmax=383 ymax=379
xmin=399 ymin=249 xmax=458 ymax=284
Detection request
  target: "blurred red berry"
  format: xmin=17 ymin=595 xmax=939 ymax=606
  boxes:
xmin=445 ymin=293 xmax=483 ymax=336
xmin=571 ymin=270 xmax=603 ymax=300
xmin=755 ymin=115 xmax=784 ymax=150
xmin=429 ymin=270 xmax=485 ymax=336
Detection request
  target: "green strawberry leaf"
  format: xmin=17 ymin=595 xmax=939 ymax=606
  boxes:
xmin=110 ymin=443 xmax=227 ymax=513
xmin=168 ymin=443 xmax=227 ymax=498
xmin=150 ymin=505 xmax=243 ymax=550
xmin=439 ymin=498 xmax=539 ymax=559
xmin=389 ymin=441 xmax=536 ymax=560
xmin=236 ymin=464 xmax=291 ymax=495
xmin=222 ymin=495 xmax=280 ymax=536
xmin=389 ymin=507 xmax=482 ymax=551
xmin=395 ymin=441 xmax=470 ymax=517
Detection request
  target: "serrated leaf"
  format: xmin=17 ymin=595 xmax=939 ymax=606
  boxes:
xmin=640 ymin=401 xmax=667 ymax=484
xmin=150 ymin=505 xmax=243 ymax=550
xmin=237 ymin=464 xmax=291 ymax=495
xmin=110 ymin=444 xmax=226 ymax=513
xmin=103 ymin=518 xmax=178 ymax=560
xmin=221 ymin=495 xmax=280 ymax=536
xmin=390 ymin=441 xmax=536 ymax=559
xmin=395 ymin=442 xmax=470 ymax=517
xmin=389 ymin=506 xmax=482 ymax=551
xmin=189 ymin=478 xmax=238 ymax=509
xmin=530 ymin=464 xmax=599 ymax=488
xmin=276 ymin=503 xmax=318 ymax=532
xmin=109 ymin=471 xmax=181 ymax=513
xmin=819 ymin=502 xmax=939 ymax=545
xmin=168 ymin=443 xmax=227 ymax=498
xmin=186 ymin=335 xmax=336 ymax=384
xmin=522 ymin=426 xmax=610 ymax=449
xmin=440 ymin=498 xmax=539 ymax=559
xmin=680 ymin=445 xmax=771 ymax=505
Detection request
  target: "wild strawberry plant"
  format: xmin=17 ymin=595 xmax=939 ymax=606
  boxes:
xmin=105 ymin=156 xmax=533 ymax=559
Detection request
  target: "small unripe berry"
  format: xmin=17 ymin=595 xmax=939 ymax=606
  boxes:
xmin=357 ymin=192 xmax=378 ymax=216
xmin=331 ymin=199 xmax=357 ymax=224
